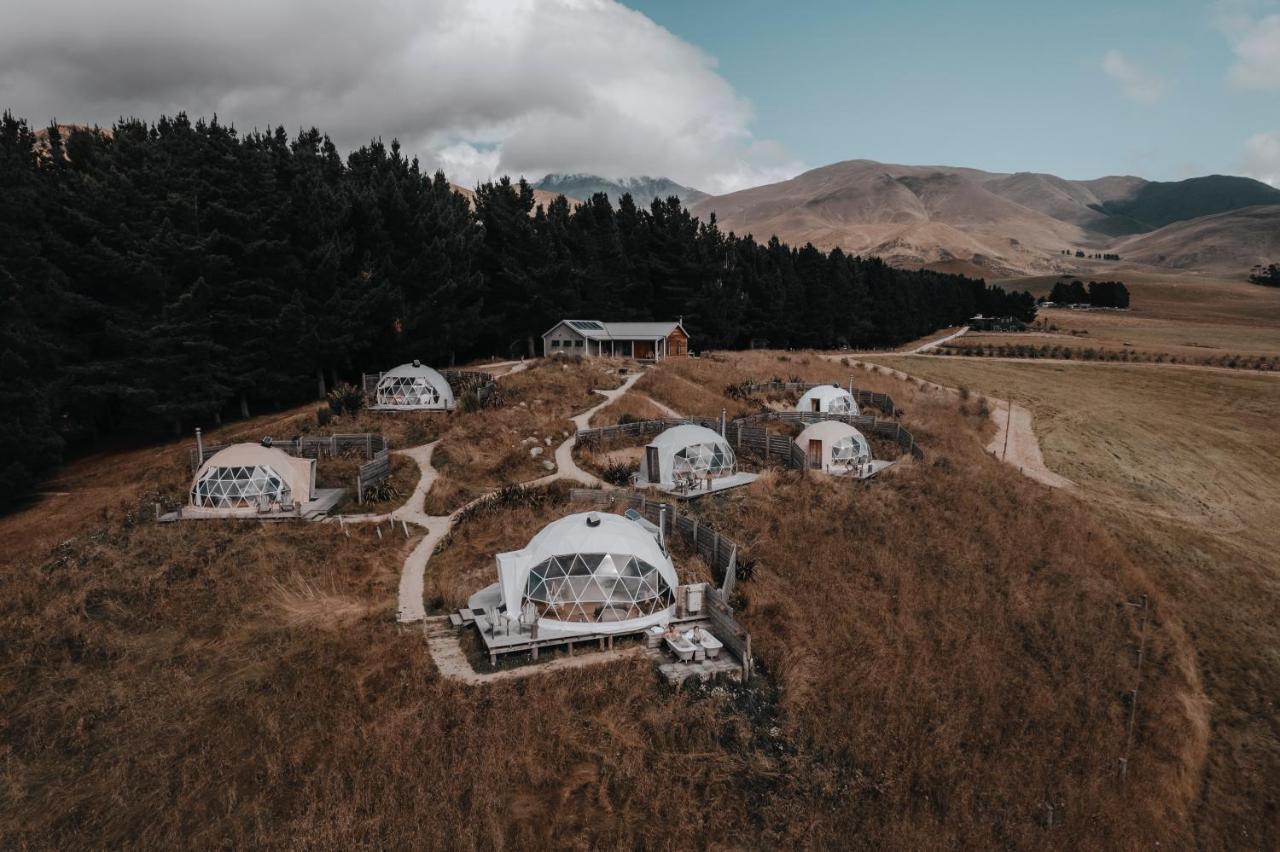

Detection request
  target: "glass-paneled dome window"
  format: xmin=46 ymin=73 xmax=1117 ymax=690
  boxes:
xmin=525 ymin=552 xmax=675 ymax=624
xmin=495 ymin=512 xmax=679 ymax=636
xmin=191 ymin=463 xmax=291 ymax=509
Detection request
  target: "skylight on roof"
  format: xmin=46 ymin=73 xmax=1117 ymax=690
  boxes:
xmin=568 ymin=320 xmax=604 ymax=331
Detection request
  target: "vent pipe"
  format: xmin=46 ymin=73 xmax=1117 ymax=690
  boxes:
xmin=195 ymin=427 xmax=204 ymax=464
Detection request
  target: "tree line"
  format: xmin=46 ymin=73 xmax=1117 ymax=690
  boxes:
xmin=1047 ymin=279 xmax=1130 ymax=308
xmin=0 ymin=112 xmax=1035 ymax=511
xmin=1249 ymin=264 xmax=1279 ymax=287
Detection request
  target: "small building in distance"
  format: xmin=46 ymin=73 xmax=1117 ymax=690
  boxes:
xmin=796 ymin=384 xmax=859 ymax=415
xmin=542 ymin=319 xmax=689 ymax=360
xmin=969 ymin=315 xmax=1028 ymax=332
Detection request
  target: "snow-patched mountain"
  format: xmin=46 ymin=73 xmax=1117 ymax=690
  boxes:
xmin=534 ymin=174 xmax=707 ymax=208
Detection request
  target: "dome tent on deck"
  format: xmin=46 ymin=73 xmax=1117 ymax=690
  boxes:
xmin=372 ymin=360 xmax=455 ymax=411
xmin=797 ymin=420 xmax=871 ymax=475
xmin=637 ymin=423 xmax=738 ymax=489
xmin=188 ymin=442 xmax=316 ymax=515
xmin=495 ymin=512 xmax=678 ymax=636
xmin=796 ymin=384 xmax=859 ymax=415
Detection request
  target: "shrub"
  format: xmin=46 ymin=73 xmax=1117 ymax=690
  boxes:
xmin=316 ymin=406 xmax=333 ymax=427
xmin=601 ymin=458 xmax=635 ymax=486
xmin=327 ymin=382 xmax=364 ymax=415
xmin=976 ymin=397 xmax=991 ymax=418
xmin=617 ymin=413 xmax=642 ymax=426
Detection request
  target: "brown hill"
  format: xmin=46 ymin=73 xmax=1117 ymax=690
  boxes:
xmin=691 ymin=160 xmax=1094 ymax=276
xmin=1111 ymin=205 xmax=1280 ymax=272
xmin=691 ymin=160 xmax=1278 ymax=275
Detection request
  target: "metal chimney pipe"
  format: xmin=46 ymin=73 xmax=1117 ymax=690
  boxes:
xmin=195 ymin=427 xmax=204 ymax=464
xmin=720 ymin=408 xmax=726 ymax=437
xmin=658 ymin=505 xmax=668 ymax=552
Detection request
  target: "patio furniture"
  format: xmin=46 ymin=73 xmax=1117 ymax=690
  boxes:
xmin=645 ymin=625 xmax=666 ymax=649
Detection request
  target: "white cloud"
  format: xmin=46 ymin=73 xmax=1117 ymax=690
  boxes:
xmin=1101 ymin=49 xmax=1167 ymax=103
xmin=1215 ymin=1 xmax=1280 ymax=90
xmin=1242 ymin=130 xmax=1280 ymax=185
xmin=0 ymin=0 xmax=801 ymax=193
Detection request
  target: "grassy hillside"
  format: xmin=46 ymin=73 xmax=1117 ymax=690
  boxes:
xmin=0 ymin=353 xmax=1205 ymax=848
xmin=866 ymin=356 xmax=1280 ymax=848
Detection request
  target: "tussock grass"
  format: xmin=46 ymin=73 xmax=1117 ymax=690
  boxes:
xmin=0 ymin=350 xmax=1208 ymax=848
xmin=589 ymin=390 xmax=668 ymax=426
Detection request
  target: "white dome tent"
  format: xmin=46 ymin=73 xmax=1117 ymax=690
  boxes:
xmin=372 ymin=360 xmax=455 ymax=411
xmin=187 ymin=441 xmax=319 ymax=517
xmin=635 ymin=423 xmax=759 ymax=496
xmin=797 ymin=421 xmax=872 ymax=477
xmin=796 ymin=384 xmax=859 ymax=415
xmin=493 ymin=512 xmax=678 ymax=636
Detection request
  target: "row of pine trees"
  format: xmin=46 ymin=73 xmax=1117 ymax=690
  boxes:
xmin=0 ymin=111 xmax=1036 ymax=511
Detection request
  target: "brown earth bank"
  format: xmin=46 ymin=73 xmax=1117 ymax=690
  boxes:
xmin=0 ymin=351 xmax=1207 ymax=848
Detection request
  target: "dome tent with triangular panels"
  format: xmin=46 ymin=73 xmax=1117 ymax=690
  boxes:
xmin=796 ymin=384 xmax=859 ymax=415
xmin=635 ymin=423 xmax=759 ymax=496
xmin=186 ymin=440 xmax=331 ymax=518
xmin=797 ymin=420 xmax=872 ymax=476
xmin=370 ymin=360 xmax=455 ymax=411
xmin=490 ymin=512 xmax=679 ymax=636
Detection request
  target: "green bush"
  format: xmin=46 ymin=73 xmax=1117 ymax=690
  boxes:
xmin=327 ymin=382 xmax=364 ymax=415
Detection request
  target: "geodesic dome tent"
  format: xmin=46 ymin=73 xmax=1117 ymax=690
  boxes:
xmin=797 ymin=420 xmax=871 ymax=474
xmin=638 ymin=424 xmax=738 ymax=489
xmin=188 ymin=442 xmax=316 ymax=515
xmin=372 ymin=360 xmax=455 ymax=410
xmin=796 ymin=384 xmax=859 ymax=415
xmin=496 ymin=512 xmax=678 ymax=635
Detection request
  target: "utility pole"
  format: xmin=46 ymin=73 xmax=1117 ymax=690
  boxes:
xmin=1001 ymin=397 xmax=1012 ymax=461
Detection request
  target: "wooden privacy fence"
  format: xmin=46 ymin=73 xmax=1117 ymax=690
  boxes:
xmin=576 ymin=411 xmax=923 ymax=465
xmin=190 ymin=432 xmax=389 ymax=471
xmin=733 ymin=411 xmax=924 ymax=460
xmin=568 ymin=489 xmax=742 ymax=597
xmin=740 ymin=381 xmax=901 ymax=416
xmin=357 ymin=448 xmax=392 ymax=504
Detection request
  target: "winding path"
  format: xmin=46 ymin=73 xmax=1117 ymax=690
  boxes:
xmin=334 ymin=368 xmax=647 ymax=654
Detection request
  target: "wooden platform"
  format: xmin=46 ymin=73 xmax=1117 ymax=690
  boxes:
xmin=157 ymin=488 xmax=346 ymax=523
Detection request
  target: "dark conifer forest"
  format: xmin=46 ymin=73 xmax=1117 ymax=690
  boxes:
xmin=0 ymin=112 xmax=1035 ymax=509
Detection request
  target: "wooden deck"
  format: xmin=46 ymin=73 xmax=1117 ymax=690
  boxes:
xmin=157 ymin=488 xmax=345 ymax=523
xmin=633 ymin=471 xmax=760 ymax=500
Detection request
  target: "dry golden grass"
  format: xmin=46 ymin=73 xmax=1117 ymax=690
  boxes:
xmin=421 ymin=358 xmax=621 ymax=513
xmin=588 ymin=391 xmax=669 ymax=426
xmin=997 ymin=270 xmax=1280 ymax=358
xmin=868 ymin=355 xmax=1280 ymax=848
xmin=0 ymin=350 xmax=1209 ymax=848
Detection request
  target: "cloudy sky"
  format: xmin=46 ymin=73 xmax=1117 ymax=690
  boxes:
xmin=1 ymin=0 xmax=1278 ymax=190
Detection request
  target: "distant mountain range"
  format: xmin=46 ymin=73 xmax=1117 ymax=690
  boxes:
xmin=685 ymin=161 xmax=1280 ymax=276
xmin=533 ymin=174 xmax=708 ymax=208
